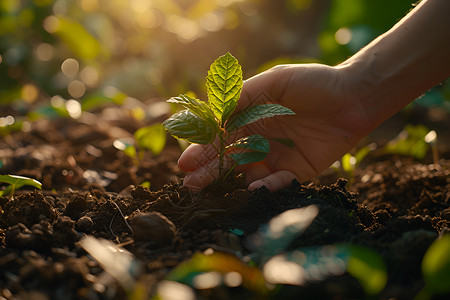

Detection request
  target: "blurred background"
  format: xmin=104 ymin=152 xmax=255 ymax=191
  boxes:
xmin=1 ymin=0 xmax=449 ymax=129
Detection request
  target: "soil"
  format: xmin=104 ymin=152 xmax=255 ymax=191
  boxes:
xmin=0 ymin=104 xmax=449 ymax=299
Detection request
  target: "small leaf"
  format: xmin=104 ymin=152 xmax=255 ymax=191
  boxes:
xmin=346 ymin=245 xmax=387 ymax=296
xmin=422 ymin=234 xmax=450 ymax=294
xmin=134 ymin=123 xmax=167 ymax=156
xmin=0 ymin=174 xmax=42 ymax=196
xmin=168 ymin=94 xmax=217 ymax=127
xmin=229 ymin=151 xmax=267 ymax=165
xmin=206 ymin=52 xmax=243 ymax=125
xmin=227 ymin=135 xmax=270 ymax=153
xmin=163 ymin=110 xmax=216 ymax=145
xmin=226 ymin=104 xmax=295 ymax=132
xmin=166 ymin=252 xmax=267 ymax=294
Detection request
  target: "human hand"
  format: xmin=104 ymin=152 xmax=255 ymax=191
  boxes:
xmin=178 ymin=63 xmax=371 ymax=192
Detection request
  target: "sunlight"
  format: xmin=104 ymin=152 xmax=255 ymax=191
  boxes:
xmin=36 ymin=43 xmax=54 ymax=61
xmin=68 ymin=80 xmax=86 ymax=99
xmin=263 ymin=255 xmax=306 ymax=285
xmin=335 ymin=27 xmax=352 ymax=45
xmin=61 ymin=58 xmax=79 ymax=78
xmin=21 ymin=84 xmax=39 ymax=103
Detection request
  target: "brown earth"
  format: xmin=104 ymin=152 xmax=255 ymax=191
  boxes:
xmin=0 ymin=104 xmax=449 ymax=299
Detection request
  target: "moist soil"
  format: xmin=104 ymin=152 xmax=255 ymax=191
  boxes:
xmin=0 ymin=105 xmax=449 ymax=299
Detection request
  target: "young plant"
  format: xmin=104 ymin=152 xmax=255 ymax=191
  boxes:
xmin=163 ymin=52 xmax=295 ymax=178
xmin=0 ymin=174 xmax=42 ymax=197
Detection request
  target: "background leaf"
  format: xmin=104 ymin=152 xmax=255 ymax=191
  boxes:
xmin=422 ymin=234 xmax=450 ymax=294
xmin=163 ymin=110 xmax=216 ymax=145
xmin=0 ymin=174 xmax=42 ymax=196
xmin=134 ymin=123 xmax=167 ymax=156
xmin=206 ymin=52 xmax=242 ymax=125
xmin=226 ymin=104 xmax=295 ymax=132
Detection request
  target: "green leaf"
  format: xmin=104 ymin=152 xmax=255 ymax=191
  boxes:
xmin=229 ymin=151 xmax=267 ymax=165
xmin=166 ymin=252 xmax=267 ymax=294
xmin=163 ymin=110 xmax=216 ymax=145
xmin=346 ymin=245 xmax=387 ymax=296
xmin=206 ymin=52 xmax=243 ymax=125
xmin=167 ymin=94 xmax=217 ymax=128
xmin=50 ymin=16 xmax=105 ymax=61
xmin=226 ymin=104 xmax=295 ymax=132
xmin=227 ymin=135 xmax=270 ymax=153
xmin=0 ymin=174 xmax=42 ymax=196
xmin=422 ymin=234 xmax=450 ymax=294
xmin=134 ymin=123 xmax=167 ymax=156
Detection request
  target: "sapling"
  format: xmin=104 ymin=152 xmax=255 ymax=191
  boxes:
xmin=0 ymin=174 xmax=42 ymax=197
xmin=163 ymin=52 xmax=295 ymax=179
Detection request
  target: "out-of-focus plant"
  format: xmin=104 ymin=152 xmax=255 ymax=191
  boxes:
xmin=0 ymin=174 xmax=42 ymax=197
xmin=384 ymin=124 xmax=438 ymax=162
xmin=331 ymin=143 xmax=377 ymax=182
xmin=113 ymin=123 xmax=167 ymax=166
xmin=417 ymin=234 xmax=450 ymax=300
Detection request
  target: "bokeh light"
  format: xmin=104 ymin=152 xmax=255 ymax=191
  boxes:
xmin=36 ymin=43 xmax=54 ymax=61
xmin=61 ymin=58 xmax=79 ymax=78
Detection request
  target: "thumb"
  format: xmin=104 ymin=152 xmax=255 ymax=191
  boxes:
xmin=247 ymin=170 xmax=296 ymax=192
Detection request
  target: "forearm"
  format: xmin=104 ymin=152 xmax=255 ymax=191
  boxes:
xmin=339 ymin=0 xmax=450 ymax=132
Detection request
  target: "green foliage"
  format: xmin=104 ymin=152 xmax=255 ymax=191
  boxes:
xmin=332 ymin=143 xmax=376 ymax=181
xmin=134 ymin=123 xmax=167 ymax=156
xmin=0 ymin=174 xmax=42 ymax=197
xmin=163 ymin=52 xmax=295 ymax=178
xmin=166 ymin=251 xmax=268 ymax=295
xmin=384 ymin=124 xmax=436 ymax=159
xmin=421 ymin=234 xmax=450 ymax=295
xmin=206 ymin=52 xmax=243 ymax=126
xmin=346 ymin=245 xmax=387 ymax=296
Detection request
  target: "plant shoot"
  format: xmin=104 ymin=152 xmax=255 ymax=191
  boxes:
xmin=163 ymin=52 xmax=295 ymax=178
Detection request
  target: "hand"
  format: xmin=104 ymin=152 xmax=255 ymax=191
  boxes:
xmin=178 ymin=0 xmax=450 ymax=192
xmin=178 ymin=63 xmax=371 ymax=192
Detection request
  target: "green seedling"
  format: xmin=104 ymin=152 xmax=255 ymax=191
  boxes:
xmin=0 ymin=174 xmax=42 ymax=197
xmin=384 ymin=124 xmax=437 ymax=161
xmin=332 ymin=143 xmax=377 ymax=182
xmin=113 ymin=123 xmax=166 ymax=167
xmin=163 ymin=52 xmax=295 ymax=178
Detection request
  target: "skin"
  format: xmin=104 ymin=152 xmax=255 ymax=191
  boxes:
xmin=178 ymin=0 xmax=450 ymax=192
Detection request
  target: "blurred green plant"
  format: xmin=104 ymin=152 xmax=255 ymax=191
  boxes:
xmin=0 ymin=174 xmax=42 ymax=197
xmin=331 ymin=143 xmax=377 ymax=182
xmin=384 ymin=124 xmax=438 ymax=161
xmin=417 ymin=234 xmax=450 ymax=300
xmin=113 ymin=123 xmax=167 ymax=167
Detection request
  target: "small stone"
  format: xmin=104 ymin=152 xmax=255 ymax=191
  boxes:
xmin=130 ymin=212 xmax=176 ymax=246
xmin=76 ymin=216 xmax=94 ymax=233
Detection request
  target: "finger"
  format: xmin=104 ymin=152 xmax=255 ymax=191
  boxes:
xmin=178 ymin=143 xmax=217 ymax=172
xmin=247 ymin=170 xmax=296 ymax=192
xmin=182 ymin=156 xmax=235 ymax=192
xmin=239 ymin=161 xmax=273 ymax=185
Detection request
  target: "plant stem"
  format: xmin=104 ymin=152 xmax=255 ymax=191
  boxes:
xmin=218 ymin=130 xmax=225 ymax=178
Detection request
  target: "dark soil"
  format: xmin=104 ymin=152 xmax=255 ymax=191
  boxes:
xmin=0 ymin=104 xmax=449 ymax=299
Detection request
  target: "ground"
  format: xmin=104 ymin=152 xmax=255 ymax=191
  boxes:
xmin=0 ymin=103 xmax=449 ymax=299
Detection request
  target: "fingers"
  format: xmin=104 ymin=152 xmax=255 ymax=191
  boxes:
xmin=177 ymin=143 xmax=217 ymax=172
xmin=247 ymin=170 xmax=296 ymax=192
xmin=182 ymin=156 xmax=235 ymax=191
